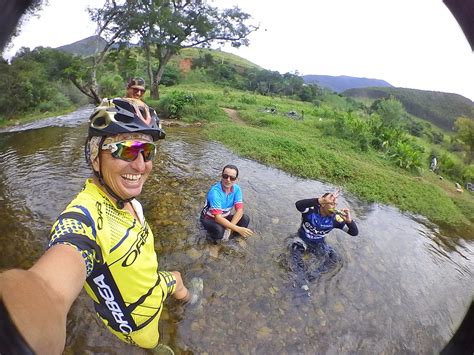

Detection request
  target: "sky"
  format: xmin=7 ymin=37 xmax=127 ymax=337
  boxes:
xmin=3 ymin=0 xmax=474 ymax=101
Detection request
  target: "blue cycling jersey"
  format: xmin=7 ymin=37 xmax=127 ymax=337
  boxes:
xmin=202 ymin=181 xmax=243 ymax=218
xmin=296 ymin=198 xmax=354 ymax=244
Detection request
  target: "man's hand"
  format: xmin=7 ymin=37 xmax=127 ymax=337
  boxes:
xmin=236 ymin=226 xmax=253 ymax=238
xmin=319 ymin=192 xmax=337 ymax=206
xmin=340 ymin=207 xmax=352 ymax=223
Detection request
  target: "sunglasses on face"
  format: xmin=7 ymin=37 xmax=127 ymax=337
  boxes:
xmin=222 ymin=173 xmax=237 ymax=181
xmin=102 ymin=140 xmax=156 ymax=162
xmin=132 ymin=87 xmax=146 ymax=94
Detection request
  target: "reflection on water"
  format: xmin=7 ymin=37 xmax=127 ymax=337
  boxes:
xmin=0 ymin=115 xmax=473 ymax=354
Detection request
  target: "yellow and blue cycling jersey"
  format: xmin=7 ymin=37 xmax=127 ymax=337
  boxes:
xmin=48 ymin=179 xmax=175 ymax=348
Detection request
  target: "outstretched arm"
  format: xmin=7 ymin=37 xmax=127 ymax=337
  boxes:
xmin=295 ymin=198 xmax=319 ymax=212
xmin=0 ymin=244 xmax=86 ymax=354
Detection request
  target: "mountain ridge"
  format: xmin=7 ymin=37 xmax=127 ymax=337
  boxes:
xmin=344 ymin=86 xmax=474 ymax=131
xmin=302 ymin=74 xmax=393 ymax=93
xmin=56 ymin=35 xmax=107 ymax=56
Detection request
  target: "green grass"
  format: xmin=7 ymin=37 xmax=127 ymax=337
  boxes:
xmin=160 ymin=84 xmax=474 ymax=230
xmin=173 ymin=48 xmax=262 ymax=69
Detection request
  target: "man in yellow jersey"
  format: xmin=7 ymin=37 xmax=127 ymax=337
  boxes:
xmin=0 ymin=96 xmax=202 ymax=353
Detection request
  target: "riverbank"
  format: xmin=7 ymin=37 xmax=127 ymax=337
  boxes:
xmin=209 ymin=112 xmax=473 ymax=233
xmin=2 ymin=90 xmax=472 ymax=233
xmin=152 ymin=85 xmax=474 ymax=234
xmin=0 ymin=105 xmax=82 ymax=129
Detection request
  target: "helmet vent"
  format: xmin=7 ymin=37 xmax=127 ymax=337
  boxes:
xmin=95 ymin=117 xmax=106 ymax=127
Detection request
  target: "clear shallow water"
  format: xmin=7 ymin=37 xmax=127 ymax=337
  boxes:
xmin=0 ymin=110 xmax=472 ymax=354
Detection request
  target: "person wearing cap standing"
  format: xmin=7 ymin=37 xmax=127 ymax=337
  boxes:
xmin=0 ymin=98 xmax=202 ymax=353
xmin=123 ymin=77 xmax=161 ymax=131
xmin=126 ymin=77 xmax=147 ymax=102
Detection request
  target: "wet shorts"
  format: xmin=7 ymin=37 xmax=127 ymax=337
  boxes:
xmin=107 ymin=271 xmax=177 ymax=349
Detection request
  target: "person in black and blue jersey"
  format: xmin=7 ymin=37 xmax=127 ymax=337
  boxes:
xmin=291 ymin=190 xmax=358 ymax=285
xmin=200 ymin=164 xmax=253 ymax=241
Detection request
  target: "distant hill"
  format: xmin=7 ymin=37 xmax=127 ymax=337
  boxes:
xmin=56 ymin=35 xmax=107 ymax=56
xmin=343 ymin=87 xmax=474 ymax=131
xmin=302 ymin=74 xmax=393 ymax=92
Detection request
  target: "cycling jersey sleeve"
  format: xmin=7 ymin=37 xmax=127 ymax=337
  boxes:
xmin=207 ymin=188 xmax=223 ymax=215
xmin=234 ymin=185 xmax=243 ymax=209
xmin=333 ymin=217 xmax=359 ymax=236
xmin=48 ymin=211 xmax=104 ymax=277
xmin=295 ymin=198 xmax=319 ymax=213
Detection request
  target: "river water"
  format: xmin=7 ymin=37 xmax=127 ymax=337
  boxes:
xmin=0 ymin=107 xmax=473 ymax=354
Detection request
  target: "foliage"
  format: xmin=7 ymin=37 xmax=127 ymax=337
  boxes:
xmin=98 ymin=72 xmax=124 ymax=98
xmin=405 ymin=119 xmax=424 ymax=137
xmin=345 ymin=87 xmax=474 ymax=131
xmin=463 ymin=165 xmax=474 ymax=182
xmin=160 ymin=64 xmax=182 ymax=87
xmin=370 ymin=97 xmax=407 ymax=127
xmin=454 ymin=116 xmax=474 ymax=163
xmin=0 ymin=47 xmax=82 ymax=118
xmin=429 ymin=130 xmax=445 ymax=145
xmin=388 ymin=140 xmax=424 ymax=171
xmin=439 ymin=152 xmax=465 ymax=181
xmin=325 ymin=111 xmax=371 ymax=151
xmin=97 ymin=0 xmax=258 ymax=98
xmin=156 ymin=91 xmax=196 ymax=119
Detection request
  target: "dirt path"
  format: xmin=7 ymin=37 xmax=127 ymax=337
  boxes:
xmin=222 ymin=107 xmax=246 ymax=125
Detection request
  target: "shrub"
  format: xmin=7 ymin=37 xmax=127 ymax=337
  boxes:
xmin=462 ymin=165 xmax=474 ymax=183
xmin=37 ymin=92 xmax=71 ymax=112
xmin=156 ymin=91 xmax=196 ymax=119
xmin=238 ymin=94 xmax=257 ymax=105
xmin=328 ymin=112 xmax=371 ymax=151
xmin=439 ymin=153 xmax=464 ymax=181
xmin=388 ymin=140 xmax=424 ymax=171
xmin=161 ymin=64 xmax=181 ymax=86
xmin=98 ymin=73 xmax=124 ymax=98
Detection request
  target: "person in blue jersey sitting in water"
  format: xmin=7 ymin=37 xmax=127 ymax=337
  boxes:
xmin=200 ymin=164 xmax=254 ymax=242
xmin=291 ymin=190 xmax=358 ymax=287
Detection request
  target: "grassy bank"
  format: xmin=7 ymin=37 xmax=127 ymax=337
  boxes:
xmin=155 ymin=84 xmax=474 ymax=231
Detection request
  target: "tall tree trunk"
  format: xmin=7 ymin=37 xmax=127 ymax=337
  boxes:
xmin=143 ymin=45 xmax=155 ymax=99
xmin=151 ymin=51 xmax=173 ymax=100
xmin=90 ymin=63 xmax=101 ymax=104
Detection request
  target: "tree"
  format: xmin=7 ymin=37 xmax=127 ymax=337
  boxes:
xmin=109 ymin=0 xmax=258 ymax=99
xmin=69 ymin=1 xmax=133 ymax=103
xmin=454 ymin=116 xmax=474 ymax=163
xmin=370 ymin=97 xmax=407 ymax=128
xmin=0 ymin=47 xmax=79 ymax=118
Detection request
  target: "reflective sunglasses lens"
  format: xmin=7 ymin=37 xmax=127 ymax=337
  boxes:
xmin=111 ymin=141 xmax=156 ymax=162
xmin=132 ymin=88 xmax=145 ymax=94
xmin=222 ymin=173 xmax=237 ymax=181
